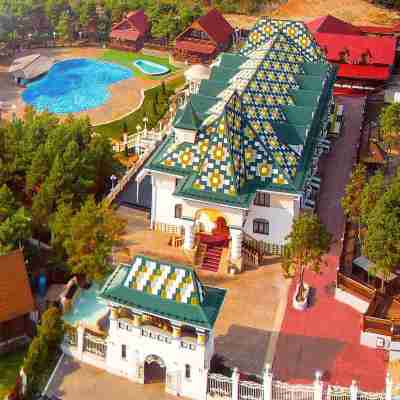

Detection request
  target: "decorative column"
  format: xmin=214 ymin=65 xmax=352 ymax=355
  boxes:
xmin=231 ymin=367 xmax=240 ymax=400
xmin=77 ymin=323 xmax=85 ymax=360
xmin=263 ymin=364 xmax=273 ymax=400
xmin=313 ymin=371 xmax=323 ymax=400
xmin=108 ymin=307 xmax=119 ymax=335
xmin=386 ymin=373 xmax=393 ymax=400
xmin=183 ymin=221 xmax=195 ymax=251
xmin=230 ymin=229 xmax=243 ymax=261
xmin=133 ymin=313 xmax=142 ymax=328
xmin=197 ymin=329 xmax=206 ymax=346
xmin=172 ymin=324 xmax=182 ymax=338
xmin=350 ymin=381 xmax=358 ymax=400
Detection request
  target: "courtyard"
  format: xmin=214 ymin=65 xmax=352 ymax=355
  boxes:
xmin=0 ymin=47 xmax=176 ymax=125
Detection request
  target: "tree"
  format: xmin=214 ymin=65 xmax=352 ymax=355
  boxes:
xmin=360 ymin=170 xmax=385 ymax=225
xmin=38 ymin=307 xmax=64 ymax=351
xmin=56 ymin=10 xmax=71 ymax=41
xmin=379 ymin=103 xmax=400 ymax=152
xmin=364 ymin=179 xmax=400 ymax=282
xmin=341 ymin=163 xmax=367 ymax=231
xmin=282 ymin=213 xmax=331 ymax=301
xmin=61 ymin=197 xmax=126 ymax=282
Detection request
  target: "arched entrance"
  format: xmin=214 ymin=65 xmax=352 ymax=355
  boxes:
xmin=194 ymin=209 xmax=230 ymax=247
xmin=144 ymin=354 xmax=166 ymax=384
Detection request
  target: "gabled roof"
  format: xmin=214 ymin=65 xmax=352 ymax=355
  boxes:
xmin=314 ymin=32 xmax=396 ymax=65
xmin=146 ymin=18 xmax=336 ymax=207
xmin=306 ymin=15 xmax=363 ymax=35
xmin=99 ymin=255 xmax=226 ymax=330
xmin=0 ymin=250 xmax=35 ymax=322
xmin=175 ymin=101 xmax=202 ymax=130
xmin=176 ymin=8 xmax=233 ymax=46
xmin=111 ymin=9 xmax=149 ymax=40
xmin=197 ymin=8 xmax=234 ymax=45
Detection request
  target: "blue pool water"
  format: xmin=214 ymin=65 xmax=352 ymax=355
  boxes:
xmin=63 ymin=283 xmax=108 ymax=328
xmin=133 ymin=59 xmax=170 ymax=75
xmin=22 ymin=58 xmax=133 ymax=114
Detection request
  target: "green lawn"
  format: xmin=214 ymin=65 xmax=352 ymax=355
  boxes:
xmin=99 ymin=49 xmax=179 ymax=80
xmin=94 ymin=74 xmax=186 ymax=140
xmin=0 ymin=347 xmax=27 ymax=398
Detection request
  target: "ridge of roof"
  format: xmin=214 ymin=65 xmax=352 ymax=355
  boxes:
xmin=306 ymin=15 xmax=363 ymax=35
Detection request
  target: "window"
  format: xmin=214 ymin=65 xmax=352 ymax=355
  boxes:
xmin=253 ymin=219 xmax=269 ymax=235
xmin=185 ymin=364 xmax=191 ymax=379
xmin=254 ymin=192 xmax=270 ymax=207
xmin=174 ymin=204 xmax=183 ymax=219
xmin=121 ymin=344 xmax=127 ymax=360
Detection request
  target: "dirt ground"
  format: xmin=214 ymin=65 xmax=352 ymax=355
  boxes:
xmin=271 ymin=0 xmax=400 ymax=25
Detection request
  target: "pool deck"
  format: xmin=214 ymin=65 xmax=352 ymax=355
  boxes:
xmin=0 ymin=47 xmax=160 ymax=125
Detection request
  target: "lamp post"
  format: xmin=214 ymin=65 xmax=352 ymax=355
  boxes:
xmin=143 ymin=117 xmax=148 ymax=133
xmin=110 ymin=174 xmax=117 ymax=190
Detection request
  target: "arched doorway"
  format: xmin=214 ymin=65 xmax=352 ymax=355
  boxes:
xmin=144 ymin=354 xmax=166 ymax=384
xmin=194 ymin=209 xmax=230 ymax=247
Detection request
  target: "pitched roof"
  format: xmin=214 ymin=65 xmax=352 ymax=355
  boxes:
xmin=197 ymin=9 xmax=234 ymax=45
xmin=314 ymin=32 xmax=396 ymax=65
xmin=111 ymin=9 xmax=149 ymax=39
xmin=146 ymin=18 xmax=336 ymax=207
xmin=99 ymin=255 xmax=226 ymax=330
xmin=0 ymin=250 xmax=35 ymax=322
xmin=306 ymin=15 xmax=363 ymax=35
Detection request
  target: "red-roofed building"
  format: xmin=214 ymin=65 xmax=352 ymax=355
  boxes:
xmin=109 ymin=9 xmax=149 ymax=52
xmin=173 ymin=9 xmax=234 ymax=64
xmin=307 ymin=15 xmax=398 ymax=91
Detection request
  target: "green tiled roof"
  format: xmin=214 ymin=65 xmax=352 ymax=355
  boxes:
xmin=174 ymin=101 xmax=202 ymax=131
xmin=99 ymin=255 xmax=226 ymax=330
xmin=146 ymin=17 xmax=337 ymax=208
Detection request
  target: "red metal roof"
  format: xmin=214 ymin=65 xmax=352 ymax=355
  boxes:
xmin=110 ymin=29 xmax=141 ymax=41
xmin=175 ymin=40 xmax=217 ymax=55
xmin=358 ymin=25 xmax=395 ymax=35
xmin=314 ymin=32 xmax=396 ymax=65
xmin=307 ymin=15 xmax=363 ymax=35
xmin=196 ymin=8 xmax=234 ymax=45
xmin=337 ymin=64 xmax=391 ymax=81
xmin=111 ymin=9 xmax=149 ymax=41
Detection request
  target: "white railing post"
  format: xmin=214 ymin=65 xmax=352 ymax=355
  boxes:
xmin=314 ymin=371 xmax=323 ymax=400
xmin=386 ymin=373 xmax=392 ymax=400
xmin=202 ymin=369 xmax=209 ymax=400
xmin=232 ymin=367 xmax=240 ymax=400
xmin=350 ymin=380 xmax=358 ymax=400
xmin=263 ymin=364 xmax=273 ymax=400
xmin=77 ymin=323 xmax=85 ymax=360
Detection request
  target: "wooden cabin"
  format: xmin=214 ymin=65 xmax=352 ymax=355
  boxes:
xmin=109 ymin=9 xmax=149 ymax=52
xmin=173 ymin=9 xmax=234 ymax=65
xmin=0 ymin=250 xmax=35 ymax=351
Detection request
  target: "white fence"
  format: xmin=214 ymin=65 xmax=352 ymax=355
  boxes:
xmin=207 ymin=368 xmax=393 ymax=400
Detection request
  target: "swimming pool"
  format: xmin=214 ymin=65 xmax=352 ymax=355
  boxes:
xmin=133 ymin=59 xmax=170 ymax=75
xmin=63 ymin=283 xmax=108 ymax=328
xmin=22 ymin=58 xmax=133 ymax=114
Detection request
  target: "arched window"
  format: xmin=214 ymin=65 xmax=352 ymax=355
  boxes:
xmin=253 ymin=219 xmax=269 ymax=235
xmin=174 ymin=204 xmax=183 ymax=219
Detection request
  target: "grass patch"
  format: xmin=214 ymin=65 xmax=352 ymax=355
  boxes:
xmin=99 ymin=49 xmax=179 ymax=80
xmin=0 ymin=346 xmax=27 ymax=398
xmin=94 ymin=74 xmax=186 ymax=140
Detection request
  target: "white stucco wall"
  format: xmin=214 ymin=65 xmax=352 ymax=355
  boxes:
xmin=243 ymin=192 xmax=300 ymax=245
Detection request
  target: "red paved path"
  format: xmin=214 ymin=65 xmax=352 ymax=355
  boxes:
xmin=272 ymin=96 xmax=387 ymax=391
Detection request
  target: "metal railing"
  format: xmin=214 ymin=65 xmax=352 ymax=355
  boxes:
xmin=207 ymin=373 xmax=233 ymax=399
xmin=239 ymin=380 xmax=264 ymax=400
xmin=272 ymin=381 xmax=315 ymax=400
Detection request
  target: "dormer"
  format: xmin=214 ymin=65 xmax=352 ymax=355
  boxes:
xmin=174 ymin=101 xmax=201 ymax=145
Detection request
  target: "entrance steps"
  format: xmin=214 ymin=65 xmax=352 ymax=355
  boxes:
xmin=201 ymin=246 xmax=223 ymax=272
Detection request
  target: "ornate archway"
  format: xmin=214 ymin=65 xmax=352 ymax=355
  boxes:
xmin=144 ymin=354 xmax=166 ymax=384
xmin=194 ymin=208 xmax=230 ymax=247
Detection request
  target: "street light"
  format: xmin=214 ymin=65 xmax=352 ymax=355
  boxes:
xmin=143 ymin=117 xmax=148 ymax=131
xmin=110 ymin=174 xmax=117 ymax=190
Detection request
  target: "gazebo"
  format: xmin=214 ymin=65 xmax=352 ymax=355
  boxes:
xmin=184 ymin=64 xmax=211 ymax=94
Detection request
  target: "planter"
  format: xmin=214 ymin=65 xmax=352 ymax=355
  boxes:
xmin=292 ymin=283 xmax=310 ymax=311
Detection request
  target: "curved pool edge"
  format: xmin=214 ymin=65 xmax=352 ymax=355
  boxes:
xmin=133 ymin=59 xmax=170 ymax=76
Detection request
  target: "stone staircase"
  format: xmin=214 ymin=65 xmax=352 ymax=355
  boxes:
xmin=201 ymin=245 xmax=223 ymax=272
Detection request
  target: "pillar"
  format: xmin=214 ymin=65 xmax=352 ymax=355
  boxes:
xmin=230 ymin=229 xmax=243 ymax=261
xmin=197 ymin=330 xmax=206 ymax=345
xmin=350 ymin=381 xmax=358 ymax=400
xmin=172 ymin=325 xmax=182 ymax=338
xmin=386 ymin=373 xmax=393 ymax=400
xmin=133 ymin=313 xmax=142 ymax=328
xmin=183 ymin=221 xmax=195 ymax=251
xmin=109 ymin=307 xmax=118 ymax=335
xmin=263 ymin=364 xmax=273 ymax=400
xmin=77 ymin=324 xmax=85 ymax=360
xmin=313 ymin=371 xmax=323 ymax=400
xmin=231 ymin=367 xmax=240 ymax=400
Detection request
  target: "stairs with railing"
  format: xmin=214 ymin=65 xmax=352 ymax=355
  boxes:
xmin=201 ymin=245 xmax=223 ymax=272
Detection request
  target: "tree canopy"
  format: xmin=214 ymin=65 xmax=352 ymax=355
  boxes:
xmin=379 ymin=103 xmax=400 ymax=152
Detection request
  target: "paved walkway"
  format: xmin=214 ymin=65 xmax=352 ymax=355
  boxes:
xmin=272 ymin=96 xmax=387 ymax=391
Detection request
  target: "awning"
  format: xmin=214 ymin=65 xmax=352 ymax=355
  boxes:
xmin=176 ymin=40 xmax=217 ymax=55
